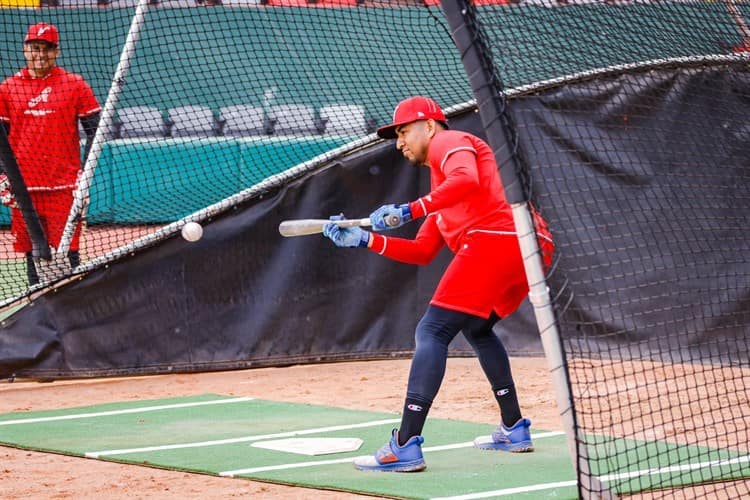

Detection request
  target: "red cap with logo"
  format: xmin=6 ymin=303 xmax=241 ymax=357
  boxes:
xmin=377 ymin=96 xmax=448 ymax=139
xmin=24 ymin=22 xmax=59 ymax=46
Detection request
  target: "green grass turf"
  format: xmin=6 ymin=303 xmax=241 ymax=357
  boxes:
xmin=0 ymin=258 xmax=25 ymax=304
xmin=0 ymin=395 xmax=746 ymax=498
xmin=0 ymin=258 xmax=27 ymax=322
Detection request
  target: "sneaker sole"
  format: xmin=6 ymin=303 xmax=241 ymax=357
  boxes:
xmin=354 ymin=457 xmax=426 ymax=472
xmin=473 ymin=436 xmax=534 ymax=452
xmin=475 ymin=445 xmax=534 ymax=453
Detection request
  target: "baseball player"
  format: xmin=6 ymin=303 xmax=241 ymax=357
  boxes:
xmin=0 ymin=22 xmax=101 ymax=284
xmin=323 ymin=96 xmax=554 ymax=472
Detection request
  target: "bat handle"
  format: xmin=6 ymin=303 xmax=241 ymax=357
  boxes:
xmin=337 ymin=218 xmax=372 ymax=228
xmin=385 ymin=214 xmax=401 ymax=227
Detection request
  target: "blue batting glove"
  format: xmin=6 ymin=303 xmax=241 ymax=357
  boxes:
xmin=323 ymin=215 xmax=370 ymax=248
xmin=369 ymin=204 xmax=412 ymax=231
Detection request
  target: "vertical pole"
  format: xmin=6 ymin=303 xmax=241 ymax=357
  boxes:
xmin=0 ymin=126 xmax=50 ymax=260
xmin=438 ymin=0 xmax=613 ymax=497
xmin=57 ymin=0 xmax=153 ymax=257
xmin=513 ymin=204 xmax=612 ymax=499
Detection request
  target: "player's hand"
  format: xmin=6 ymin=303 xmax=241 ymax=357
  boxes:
xmin=369 ymin=204 xmax=412 ymax=231
xmin=323 ymin=214 xmax=370 ymax=248
xmin=0 ymin=174 xmax=17 ymax=208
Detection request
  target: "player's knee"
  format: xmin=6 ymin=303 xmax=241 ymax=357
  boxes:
xmin=415 ymin=314 xmax=451 ymax=347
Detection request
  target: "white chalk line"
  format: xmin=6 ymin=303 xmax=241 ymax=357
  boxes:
xmin=0 ymin=396 xmax=255 ymax=426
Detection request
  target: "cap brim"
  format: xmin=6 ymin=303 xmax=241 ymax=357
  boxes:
xmin=376 ymin=124 xmax=398 ymax=139
xmin=24 ymin=38 xmax=57 ymax=46
xmin=377 ymin=119 xmax=449 ymax=140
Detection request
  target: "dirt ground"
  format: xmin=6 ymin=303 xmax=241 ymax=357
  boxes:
xmin=2 ymin=357 xmax=748 ymax=499
xmin=0 ymin=357 xmax=560 ymax=499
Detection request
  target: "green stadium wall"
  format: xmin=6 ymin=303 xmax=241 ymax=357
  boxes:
xmin=0 ymin=4 xmax=738 ymax=225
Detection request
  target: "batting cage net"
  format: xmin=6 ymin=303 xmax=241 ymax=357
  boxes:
xmin=0 ymin=1 xmax=471 ymax=307
xmin=445 ymin=0 xmax=750 ymax=498
xmin=1 ymin=1 xmax=749 ymax=497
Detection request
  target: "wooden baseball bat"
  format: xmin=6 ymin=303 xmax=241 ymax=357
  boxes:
xmin=279 ymin=218 xmax=370 ymax=237
xmin=279 ymin=215 xmax=401 ymax=237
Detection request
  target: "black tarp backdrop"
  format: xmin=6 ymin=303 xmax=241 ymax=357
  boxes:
xmin=514 ymin=64 xmax=750 ymax=363
xmin=2 ymin=65 xmax=748 ymax=378
xmin=0 ymin=108 xmax=542 ymax=379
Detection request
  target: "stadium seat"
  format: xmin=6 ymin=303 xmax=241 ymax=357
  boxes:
xmin=268 ymin=104 xmax=324 ymax=135
xmin=263 ymin=0 xmax=307 ymax=4
xmin=219 ymin=105 xmax=269 ymax=136
xmin=167 ymin=105 xmax=221 ymax=138
xmin=422 ymin=0 xmax=510 ymax=3
xmin=319 ymin=104 xmax=373 ymax=136
xmin=114 ymin=106 xmax=168 ymax=139
xmin=264 ymin=0 xmax=360 ymax=5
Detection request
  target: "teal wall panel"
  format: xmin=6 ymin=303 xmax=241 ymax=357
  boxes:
xmin=101 ymin=138 xmax=243 ymax=223
xmin=237 ymin=136 xmax=350 ymax=189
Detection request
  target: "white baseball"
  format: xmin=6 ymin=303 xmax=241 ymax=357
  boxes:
xmin=181 ymin=222 xmax=203 ymax=242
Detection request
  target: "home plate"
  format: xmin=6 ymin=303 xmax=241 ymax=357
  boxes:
xmin=251 ymin=437 xmax=364 ymax=456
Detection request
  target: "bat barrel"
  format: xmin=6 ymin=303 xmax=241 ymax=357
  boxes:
xmin=278 ymin=217 xmax=371 ymax=237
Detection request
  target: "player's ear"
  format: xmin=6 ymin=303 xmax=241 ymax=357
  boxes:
xmin=426 ymin=119 xmax=438 ymax=138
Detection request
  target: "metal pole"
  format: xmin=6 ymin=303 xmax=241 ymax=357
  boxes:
xmin=513 ymin=204 xmax=613 ymax=499
xmin=57 ymin=0 xmax=153 ymax=258
xmin=438 ymin=0 xmax=614 ymax=496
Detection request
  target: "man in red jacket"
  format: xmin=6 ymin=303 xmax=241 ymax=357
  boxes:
xmin=0 ymin=22 xmax=101 ymax=284
xmin=323 ymin=96 xmax=553 ymax=472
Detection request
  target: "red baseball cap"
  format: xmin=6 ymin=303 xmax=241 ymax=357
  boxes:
xmin=376 ymin=96 xmax=448 ymax=139
xmin=24 ymin=23 xmax=59 ymax=46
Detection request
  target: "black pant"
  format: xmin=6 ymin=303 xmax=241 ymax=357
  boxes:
xmin=406 ymin=305 xmax=513 ymax=406
xmin=26 ymin=250 xmax=80 ymax=285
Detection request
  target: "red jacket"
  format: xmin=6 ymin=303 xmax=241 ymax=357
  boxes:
xmin=0 ymin=67 xmax=100 ymax=189
xmin=369 ymin=130 xmax=551 ymax=263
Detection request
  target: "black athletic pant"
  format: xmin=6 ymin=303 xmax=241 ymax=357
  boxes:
xmin=398 ymin=304 xmax=520 ymax=444
xmin=26 ymin=250 xmax=80 ymax=285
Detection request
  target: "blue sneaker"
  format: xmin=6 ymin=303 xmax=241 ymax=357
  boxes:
xmin=353 ymin=429 xmax=426 ymax=472
xmin=474 ymin=418 xmax=534 ymax=452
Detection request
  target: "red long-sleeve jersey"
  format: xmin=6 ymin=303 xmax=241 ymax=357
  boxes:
xmin=367 ymin=130 xmax=553 ymax=318
xmin=0 ymin=67 xmax=100 ymax=189
xmin=369 ymin=130 xmax=530 ymax=260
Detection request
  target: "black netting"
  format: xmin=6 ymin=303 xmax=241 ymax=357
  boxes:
xmin=464 ymin=0 xmax=750 ymax=497
xmin=2 ymin=2 xmax=749 ymax=496
xmin=0 ymin=1 xmax=469 ymax=304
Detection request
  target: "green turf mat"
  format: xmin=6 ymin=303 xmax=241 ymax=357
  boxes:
xmin=4 ymin=394 xmax=744 ymax=498
xmin=0 ymin=394 xmax=577 ymax=498
xmin=587 ymin=434 xmax=750 ymax=495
